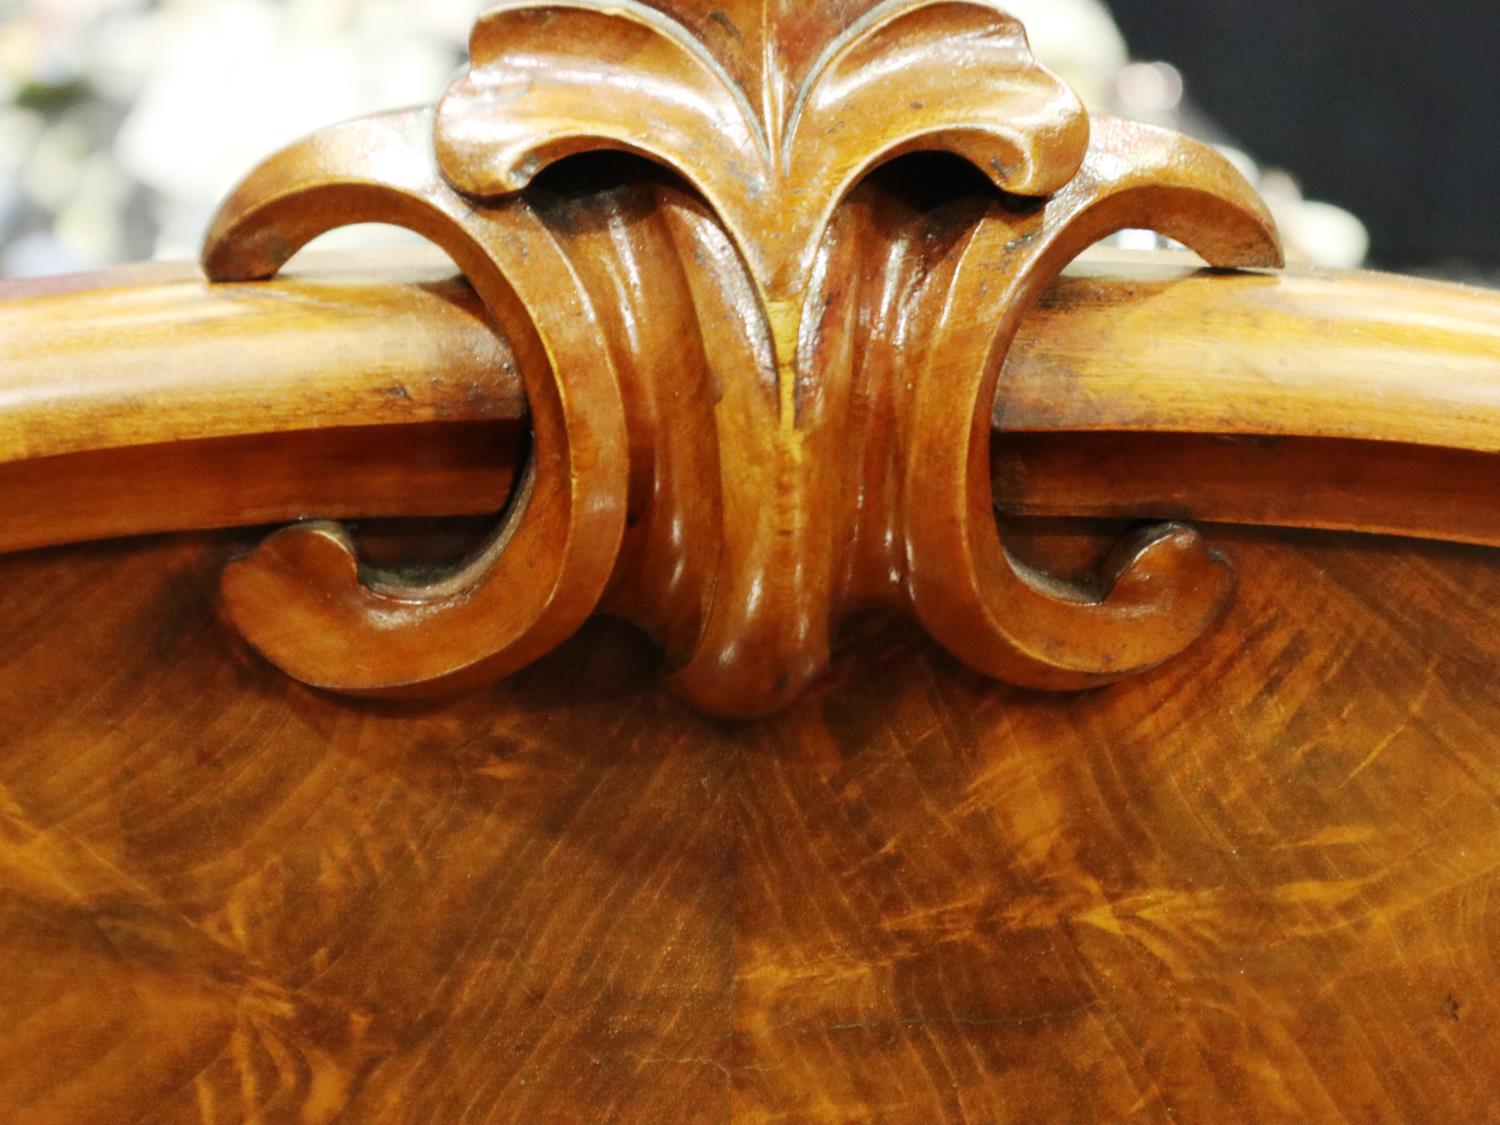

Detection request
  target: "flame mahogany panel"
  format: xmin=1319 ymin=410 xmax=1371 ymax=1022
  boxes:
xmin=0 ymin=526 xmax=1496 ymax=1121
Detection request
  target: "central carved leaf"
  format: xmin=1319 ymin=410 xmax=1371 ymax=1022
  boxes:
xmin=433 ymin=0 xmax=1089 ymax=295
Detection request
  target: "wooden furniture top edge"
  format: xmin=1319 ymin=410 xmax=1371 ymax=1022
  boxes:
xmin=5 ymin=248 xmax=1496 ymax=470
xmin=3 ymin=248 xmax=1497 ymax=562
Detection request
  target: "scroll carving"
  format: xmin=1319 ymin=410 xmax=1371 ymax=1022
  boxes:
xmin=203 ymin=0 xmax=1283 ymax=718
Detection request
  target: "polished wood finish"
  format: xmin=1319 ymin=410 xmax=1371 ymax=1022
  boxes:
xmin=1005 ymin=256 xmax=1500 ymax=452
xmin=434 ymin=0 xmax=1095 ymax=294
xmin=187 ymin=0 xmax=1296 ymax=717
xmin=999 ymin=434 xmax=1500 ymax=550
xmin=0 ymin=2 xmax=1491 ymax=713
xmin=3 ymin=3 xmax=1499 ymax=1120
xmin=0 ymin=6 xmax=1494 ymax=719
xmin=0 ymin=255 xmax=520 ymax=466
xmin=5 ymin=252 xmax=1499 ymax=555
xmin=1 ymin=524 xmax=1497 ymax=1122
xmin=0 ymin=424 xmax=519 ymax=557
xmin=8 ymin=251 xmax=1499 ymax=468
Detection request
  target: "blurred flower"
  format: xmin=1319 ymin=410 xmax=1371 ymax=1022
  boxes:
xmin=117 ymin=0 xmax=464 ymax=256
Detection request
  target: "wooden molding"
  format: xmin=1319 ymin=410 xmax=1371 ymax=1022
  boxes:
xmin=6 ymin=252 xmax=1498 ymax=556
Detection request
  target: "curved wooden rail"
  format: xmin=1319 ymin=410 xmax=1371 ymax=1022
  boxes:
xmin=3 ymin=248 xmax=1496 ymax=555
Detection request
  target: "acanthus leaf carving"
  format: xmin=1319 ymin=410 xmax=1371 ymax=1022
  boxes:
xmin=203 ymin=2 xmax=1283 ymax=718
xmin=433 ymin=0 xmax=1089 ymax=296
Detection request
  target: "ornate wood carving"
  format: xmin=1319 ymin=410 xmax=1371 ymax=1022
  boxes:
xmin=201 ymin=1 xmax=1282 ymax=718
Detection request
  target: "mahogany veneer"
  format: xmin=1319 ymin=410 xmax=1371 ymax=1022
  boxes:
xmin=1 ymin=526 xmax=1497 ymax=1121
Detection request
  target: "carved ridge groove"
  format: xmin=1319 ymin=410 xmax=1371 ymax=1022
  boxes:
xmin=203 ymin=0 xmax=1283 ymax=718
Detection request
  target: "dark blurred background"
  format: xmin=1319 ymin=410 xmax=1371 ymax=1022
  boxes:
xmin=1110 ymin=0 xmax=1500 ymax=276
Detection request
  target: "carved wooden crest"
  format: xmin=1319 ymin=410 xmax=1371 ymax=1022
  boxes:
xmin=203 ymin=0 xmax=1282 ymax=718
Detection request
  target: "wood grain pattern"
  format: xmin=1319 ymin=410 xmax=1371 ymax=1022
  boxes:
xmin=996 ymin=434 xmax=1500 ymax=550
xmin=3 ymin=4 xmax=1497 ymax=1121
xmin=4 ymin=0 xmax=1497 ymax=720
xmin=5 ymin=251 xmax=1498 ymax=560
xmin=8 ymin=249 xmax=1500 ymax=469
xmin=0 ymin=424 xmax=520 ymax=556
xmin=1002 ymin=255 xmax=1500 ymax=453
xmin=1 ymin=524 xmax=1497 ymax=1122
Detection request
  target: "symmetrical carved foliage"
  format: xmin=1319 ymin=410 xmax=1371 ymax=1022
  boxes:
xmin=203 ymin=0 xmax=1282 ymax=718
xmin=435 ymin=0 xmax=1090 ymax=295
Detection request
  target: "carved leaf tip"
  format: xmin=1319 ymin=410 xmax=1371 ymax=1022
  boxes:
xmin=435 ymin=1 xmax=772 ymax=202
xmin=785 ymin=0 xmax=1089 ymax=198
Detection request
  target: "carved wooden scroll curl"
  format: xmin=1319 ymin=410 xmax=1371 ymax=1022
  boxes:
xmin=203 ymin=0 xmax=1282 ymax=718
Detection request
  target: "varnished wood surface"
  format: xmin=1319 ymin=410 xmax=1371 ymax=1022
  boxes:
xmin=2 ymin=524 xmax=1498 ymax=1122
xmin=12 ymin=250 xmax=1497 ymax=469
xmin=196 ymin=103 xmax=1282 ymax=716
xmin=4 ymin=251 xmax=1497 ymax=559
xmin=4 ymin=0 xmax=1496 ymax=719
xmin=995 ymin=434 xmax=1500 ymax=550
xmin=1002 ymin=255 xmax=1500 ymax=453
xmin=4 ymin=5 xmax=1496 ymax=1118
xmin=0 ymin=424 xmax=519 ymax=557
xmin=0 ymin=254 xmax=519 ymax=465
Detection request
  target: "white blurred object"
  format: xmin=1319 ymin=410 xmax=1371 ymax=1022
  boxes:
xmin=1283 ymin=200 xmax=1370 ymax=270
xmin=1003 ymin=0 xmax=1129 ymax=109
xmin=0 ymin=105 xmax=43 ymax=195
xmin=1257 ymin=170 xmax=1371 ymax=270
xmin=53 ymin=150 xmax=130 ymax=262
xmin=3 ymin=228 xmax=84 ymax=277
xmin=113 ymin=0 xmax=461 ymax=258
xmin=1116 ymin=60 xmax=1185 ymax=119
xmin=23 ymin=116 xmax=89 ymax=210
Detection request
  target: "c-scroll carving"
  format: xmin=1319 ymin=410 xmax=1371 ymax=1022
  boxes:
xmin=903 ymin=117 xmax=1282 ymax=690
xmin=203 ymin=109 xmax=629 ymax=697
xmin=203 ymin=1 xmax=1283 ymax=718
